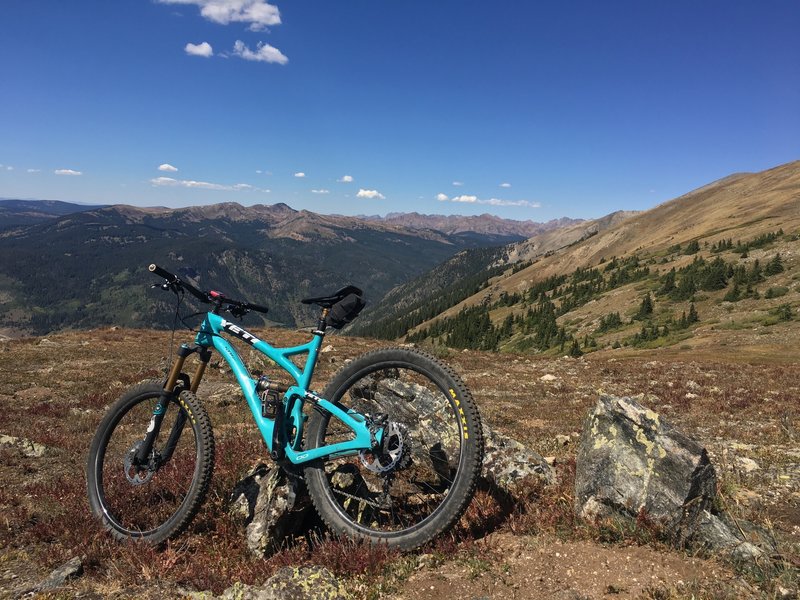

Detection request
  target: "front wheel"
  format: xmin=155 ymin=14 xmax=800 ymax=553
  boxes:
xmin=86 ymin=380 xmax=214 ymax=544
xmin=304 ymin=348 xmax=483 ymax=550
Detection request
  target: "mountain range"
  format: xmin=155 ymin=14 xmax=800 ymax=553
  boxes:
xmin=0 ymin=201 xmax=554 ymax=336
xmin=1 ymin=160 xmax=798 ymax=363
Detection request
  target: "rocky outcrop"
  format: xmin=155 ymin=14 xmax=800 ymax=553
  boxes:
xmin=190 ymin=566 xmax=350 ymax=600
xmin=229 ymin=464 xmax=312 ymax=556
xmin=575 ymin=394 xmax=774 ymax=562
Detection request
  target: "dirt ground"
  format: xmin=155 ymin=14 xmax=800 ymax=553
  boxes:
xmin=0 ymin=328 xmax=798 ymax=599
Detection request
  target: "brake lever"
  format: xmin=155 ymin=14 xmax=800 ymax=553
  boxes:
xmin=151 ymin=281 xmax=181 ymax=293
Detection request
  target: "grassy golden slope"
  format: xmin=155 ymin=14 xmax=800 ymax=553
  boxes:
xmin=411 ymin=161 xmax=800 ymax=362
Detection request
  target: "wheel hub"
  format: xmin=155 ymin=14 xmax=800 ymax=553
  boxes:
xmin=123 ymin=441 xmax=155 ymax=485
xmin=359 ymin=422 xmax=411 ymax=474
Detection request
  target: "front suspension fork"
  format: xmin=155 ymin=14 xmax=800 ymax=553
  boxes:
xmin=134 ymin=344 xmax=211 ymax=467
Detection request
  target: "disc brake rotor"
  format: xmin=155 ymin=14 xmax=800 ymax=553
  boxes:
xmin=123 ymin=441 xmax=155 ymax=485
xmin=359 ymin=422 xmax=411 ymax=474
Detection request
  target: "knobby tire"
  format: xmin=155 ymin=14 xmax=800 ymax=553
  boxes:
xmin=304 ymin=347 xmax=483 ymax=550
xmin=86 ymin=380 xmax=214 ymax=544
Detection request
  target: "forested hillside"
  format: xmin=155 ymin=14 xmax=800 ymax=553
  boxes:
xmin=394 ymin=161 xmax=800 ymax=362
xmin=0 ymin=202 xmax=533 ymax=335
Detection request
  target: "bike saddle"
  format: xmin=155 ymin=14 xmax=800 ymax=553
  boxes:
xmin=301 ymin=285 xmax=363 ymax=308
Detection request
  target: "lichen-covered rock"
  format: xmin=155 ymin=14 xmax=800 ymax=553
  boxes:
xmin=575 ymin=394 xmax=716 ymax=545
xmin=229 ymin=464 xmax=312 ymax=557
xmin=692 ymin=510 xmax=770 ymax=563
xmin=0 ymin=433 xmax=48 ymax=457
xmin=351 ymin=373 xmax=553 ymax=489
xmin=482 ymin=423 xmax=554 ymax=487
xmin=575 ymin=394 xmax=773 ymax=562
xmin=214 ymin=567 xmax=350 ymax=600
xmin=36 ymin=556 xmax=83 ymax=592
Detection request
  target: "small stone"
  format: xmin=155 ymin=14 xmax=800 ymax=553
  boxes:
xmin=0 ymin=434 xmax=48 ymax=458
xmin=417 ymin=553 xmax=437 ymax=570
xmin=540 ymin=374 xmax=557 ymax=382
xmin=37 ymin=556 xmax=83 ymax=591
xmin=321 ymin=345 xmax=334 ymax=353
xmin=555 ymin=434 xmax=571 ymax=446
xmin=736 ymin=457 xmax=760 ymax=473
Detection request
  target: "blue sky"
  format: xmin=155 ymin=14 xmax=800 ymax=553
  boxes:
xmin=1 ymin=1 xmax=798 ymax=221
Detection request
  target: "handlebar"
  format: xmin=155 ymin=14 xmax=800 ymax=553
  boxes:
xmin=148 ymin=263 xmax=269 ymax=315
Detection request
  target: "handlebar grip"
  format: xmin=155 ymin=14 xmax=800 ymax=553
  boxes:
xmin=246 ymin=303 xmax=269 ymax=314
xmin=149 ymin=264 xmax=175 ymax=280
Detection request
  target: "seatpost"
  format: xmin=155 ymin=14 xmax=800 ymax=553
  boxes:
xmin=315 ymin=308 xmax=329 ymax=336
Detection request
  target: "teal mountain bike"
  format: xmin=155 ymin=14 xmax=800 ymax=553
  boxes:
xmin=87 ymin=264 xmax=483 ymax=550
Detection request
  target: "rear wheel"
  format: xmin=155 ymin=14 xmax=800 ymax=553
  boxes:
xmin=86 ymin=380 xmax=214 ymax=544
xmin=304 ymin=348 xmax=483 ymax=550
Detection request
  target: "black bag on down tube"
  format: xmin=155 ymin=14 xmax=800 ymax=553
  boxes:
xmin=325 ymin=293 xmax=366 ymax=329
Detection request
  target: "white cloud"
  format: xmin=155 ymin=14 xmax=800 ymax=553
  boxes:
xmin=356 ymin=188 xmax=385 ymax=200
xmin=150 ymin=176 xmax=269 ymax=192
xmin=436 ymin=193 xmax=449 ymax=201
xmin=27 ymin=168 xmax=41 ymax=173
xmin=6 ymin=166 xmax=14 ymax=171
xmin=232 ymin=40 xmax=288 ymax=64
xmin=158 ymin=163 xmax=179 ymax=172
xmin=185 ymin=41 xmax=213 ymax=57
xmin=452 ymin=181 xmax=464 ymax=187
xmin=293 ymin=172 xmax=305 ymax=178
xmin=311 ymin=189 xmax=330 ymax=194
xmin=443 ymin=193 xmax=540 ymax=208
xmin=338 ymin=175 xmax=354 ymax=183
xmin=55 ymin=169 xmax=82 ymax=176
xmin=159 ymin=0 xmax=281 ymax=31
xmin=500 ymin=182 xmax=511 ymax=188
xmin=486 ymin=198 xmax=541 ymax=208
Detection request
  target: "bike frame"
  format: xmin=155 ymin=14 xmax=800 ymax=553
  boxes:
xmin=156 ymin=312 xmax=377 ymax=467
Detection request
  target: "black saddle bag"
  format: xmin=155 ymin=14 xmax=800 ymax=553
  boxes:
xmin=326 ymin=293 xmax=366 ymax=329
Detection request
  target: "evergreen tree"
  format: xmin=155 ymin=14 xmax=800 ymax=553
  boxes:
xmin=765 ymin=253 xmax=784 ymax=276
xmin=684 ymin=240 xmax=701 ymax=255
xmin=658 ymin=268 xmax=676 ymax=295
xmin=569 ymin=339 xmax=583 ymax=358
xmin=724 ymin=281 xmax=741 ymax=302
xmin=699 ymin=257 xmax=729 ymax=291
xmin=635 ymin=292 xmax=654 ymax=320
xmin=688 ymin=302 xmax=699 ymax=324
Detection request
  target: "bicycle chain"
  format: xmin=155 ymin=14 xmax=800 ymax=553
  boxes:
xmin=330 ymin=485 xmax=387 ymax=510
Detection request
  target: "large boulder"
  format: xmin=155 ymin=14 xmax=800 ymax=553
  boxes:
xmin=229 ymin=464 xmax=312 ymax=556
xmin=575 ymin=394 xmax=771 ymax=561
